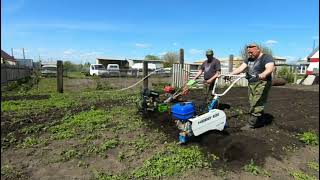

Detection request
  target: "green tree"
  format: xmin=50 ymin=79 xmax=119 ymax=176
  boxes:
xmin=63 ymin=61 xmax=77 ymax=72
xmin=240 ymin=43 xmax=273 ymax=60
xmin=144 ymin=55 xmax=160 ymax=60
xmin=162 ymin=52 xmax=179 ymax=68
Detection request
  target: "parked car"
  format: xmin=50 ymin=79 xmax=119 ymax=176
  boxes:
xmin=41 ymin=64 xmax=57 ymax=77
xmin=106 ymin=64 xmax=120 ymax=76
xmin=90 ymin=64 xmax=108 ymax=76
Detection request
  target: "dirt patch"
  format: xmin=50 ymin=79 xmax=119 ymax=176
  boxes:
xmin=1 ymin=84 xmax=318 ymax=179
xmin=62 ymin=77 xmax=171 ymax=92
xmin=1 ymin=94 xmax=51 ymax=101
xmin=1 ymin=99 xmax=133 ymax=150
xmin=141 ymin=85 xmax=319 ymax=171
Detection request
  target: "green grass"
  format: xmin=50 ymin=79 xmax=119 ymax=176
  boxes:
xmin=127 ymin=134 xmax=152 ymax=153
xmin=30 ymin=78 xmax=57 ymax=93
xmin=1 ymin=133 xmax=17 ymax=150
xmin=290 ymin=171 xmax=317 ymax=180
xmin=100 ymin=139 xmax=120 ymax=151
xmin=1 ymin=164 xmax=23 ymax=179
xmin=243 ymin=159 xmax=271 ymax=177
xmin=307 ymin=161 xmax=319 ymax=172
xmin=19 ymin=124 xmax=46 ymax=134
xmin=66 ymin=71 xmax=87 ymax=78
xmin=1 ymin=76 xmax=139 ymax=114
xmin=16 ymin=136 xmax=48 ymax=149
xmin=132 ymin=143 xmax=210 ymax=178
xmin=1 ymin=92 xmax=80 ymax=115
xmin=92 ymin=169 xmax=129 ymax=180
xmin=298 ymin=132 xmax=319 ymax=146
xmin=49 ymin=109 xmax=112 ymax=140
xmin=60 ymin=149 xmax=82 ymax=161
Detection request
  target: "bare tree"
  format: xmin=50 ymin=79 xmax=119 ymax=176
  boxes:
xmin=162 ymin=52 xmax=179 ymax=67
xmin=240 ymin=43 xmax=273 ymax=60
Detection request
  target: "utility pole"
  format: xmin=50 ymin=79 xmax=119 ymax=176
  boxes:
xmin=11 ymin=48 xmax=14 ymax=58
xmin=313 ymin=39 xmax=316 ymax=50
xmin=22 ymin=48 xmax=26 ymax=59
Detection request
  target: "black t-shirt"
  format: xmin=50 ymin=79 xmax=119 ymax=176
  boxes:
xmin=244 ymin=54 xmax=275 ymax=81
xmin=200 ymin=58 xmax=221 ymax=80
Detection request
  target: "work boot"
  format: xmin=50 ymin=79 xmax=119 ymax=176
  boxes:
xmin=240 ymin=114 xmax=258 ymax=131
xmin=255 ymin=115 xmax=266 ymax=128
xmin=248 ymin=113 xmax=266 ymax=128
xmin=248 ymin=114 xmax=259 ymax=126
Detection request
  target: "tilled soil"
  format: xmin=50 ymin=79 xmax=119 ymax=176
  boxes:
xmin=1 ymin=85 xmax=318 ymax=179
xmin=141 ymin=86 xmax=319 ymax=171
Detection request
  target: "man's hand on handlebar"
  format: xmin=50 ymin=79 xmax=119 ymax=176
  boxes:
xmin=245 ymin=72 xmax=259 ymax=83
xmin=223 ymin=76 xmax=231 ymax=81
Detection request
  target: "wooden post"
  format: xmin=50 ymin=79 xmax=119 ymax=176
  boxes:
xmin=57 ymin=60 xmax=63 ymax=93
xmin=179 ymin=48 xmax=184 ymax=64
xmin=229 ymin=54 xmax=234 ymax=72
xmin=143 ymin=61 xmax=148 ymax=90
xmin=294 ymin=65 xmax=297 ymax=84
xmin=179 ymin=49 xmax=184 ymax=87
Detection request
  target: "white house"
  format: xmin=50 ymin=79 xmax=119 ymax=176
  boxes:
xmin=306 ymin=47 xmax=319 ymax=75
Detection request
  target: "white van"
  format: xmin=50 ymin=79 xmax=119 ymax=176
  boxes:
xmin=90 ymin=64 xmax=107 ymax=76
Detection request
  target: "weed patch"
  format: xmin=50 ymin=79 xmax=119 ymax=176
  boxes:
xmin=243 ymin=159 xmax=271 ymax=177
xmin=1 ymin=164 xmax=23 ymax=179
xmin=1 ymin=133 xmax=17 ymax=150
xmin=61 ymin=149 xmax=82 ymax=161
xmin=132 ymin=143 xmax=210 ymax=178
xmin=298 ymin=132 xmax=319 ymax=146
xmin=1 ymin=92 xmax=80 ymax=115
xmin=290 ymin=171 xmax=316 ymax=180
xmin=49 ymin=109 xmax=111 ymax=140
xmin=92 ymin=169 xmax=129 ymax=180
xmin=307 ymin=161 xmax=319 ymax=172
xmin=19 ymin=124 xmax=45 ymax=134
xmin=100 ymin=139 xmax=120 ymax=151
xmin=16 ymin=136 xmax=48 ymax=149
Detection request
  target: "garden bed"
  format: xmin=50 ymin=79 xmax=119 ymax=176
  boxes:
xmin=1 ymin=81 xmax=319 ymax=179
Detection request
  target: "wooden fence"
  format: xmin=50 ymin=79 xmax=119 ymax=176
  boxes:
xmin=172 ymin=63 xmax=310 ymax=88
xmin=172 ymin=64 xmax=248 ymax=88
xmin=1 ymin=64 xmax=32 ymax=84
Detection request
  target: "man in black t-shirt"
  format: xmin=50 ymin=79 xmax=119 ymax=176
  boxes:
xmin=230 ymin=43 xmax=275 ymax=130
xmin=193 ymin=49 xmax=221 ymax=91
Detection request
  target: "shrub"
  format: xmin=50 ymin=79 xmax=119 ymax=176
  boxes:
xmin=277 ymin=67 xmax=295 ymax=83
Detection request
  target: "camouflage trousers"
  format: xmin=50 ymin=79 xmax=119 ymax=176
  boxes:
xmin=248 ymin=80 xmax=272 ymax=117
